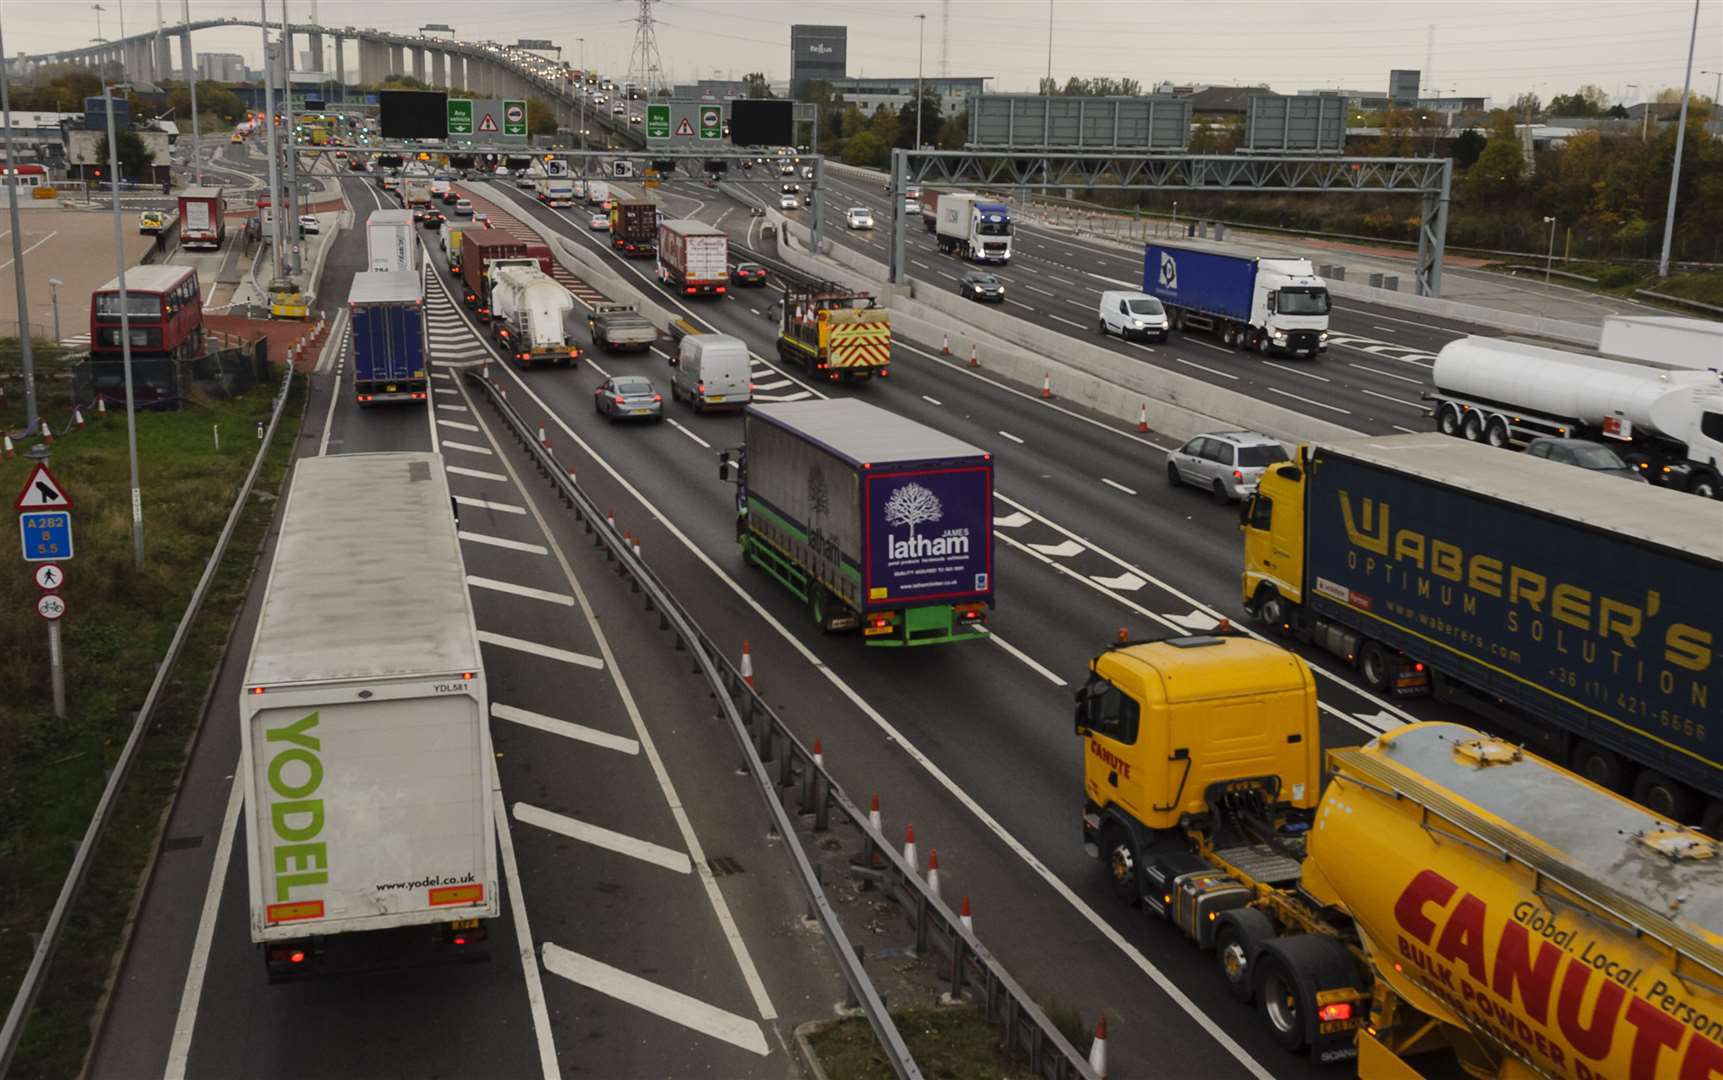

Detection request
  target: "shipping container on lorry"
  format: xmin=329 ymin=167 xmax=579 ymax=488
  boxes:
xmin=609 ymin=200 xmax=657 ymax=256
xmin=1429 ymin=336 xmax=1723 ymax=497
xmin=460 ymin=232 xmax=533 ymax=321
xmin=657 ymin=219 xmax=728 ymax=296
xmin=720 ymin=399 xmax=992 ymax=645
xmin=933 ymin=192 xmax=1013 ymax=263
xmin=1075 ymin=623 xmax=1723 ymax=1076
xmin=366 ymin=209 xmax=417 ymax=274
xmin=776 ymin=281 xmax=891 ymax=382
xmin=490 ymin=266 xmax=579 ymax=367
xmin=1599 ymin=314 xmax=1723 ymax=373
xmin=348 ymin=270 xmax=428 ymax=405
xmin=176 ymin=186 xmax=226 ymax=250
xmin=440 ymin=221 xmax=479 ymax=276
xmin=1240 ymin=434 xmax=1723 ymax=831
xmin=239 ymin=452 xmax=497 ymax=978
xmin=1144 ymin=243 xmax=1330 ymax=357
xmin=920 ymin=191 xmax=939 ymax=233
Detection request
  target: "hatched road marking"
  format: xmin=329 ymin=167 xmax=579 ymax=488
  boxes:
xmin=1029 ymin=539 xmax=1085 ymax=558
xmin=476 ymin=631 xmax=604 ymax=669
xmin=541 ymin=945 xmax=769 ymax=1057
xmin=492 ymin=703 xmax=640 ymax=755
xmin=466 ymin=575 xmax=575 ymax=606
xmin=454 ymin=495 xmax=525 ymax=515
xmin=514 ymin=802 xmax=690 ymax=874
xmin=443 ymin=440 xmax=495 ymax=456
xmin=460 ymin=531 xmax=549 ymax=555
xmin=448 ymin=465 xmax=508 ymax=482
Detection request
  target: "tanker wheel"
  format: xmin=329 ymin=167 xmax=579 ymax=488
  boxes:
xmin=1690 ymin=471 xmax=1721 ymax=499
xmin=1633 ymin=770 xmax=1699 ymax=824
xmin=1461 ymin=411 xmax=1485 ymax=442
xmin=1570 ymin=741 xmax=1627 ymax=793
xmin=1358 ymin=641 xmax=1394 ymax=693
xmin=1485 ymin=417 xmax=1510 ymax=448
xmin=1100 ymin=824 xmax=1142 ymax=908
xmin=1437 ymin=404 xmax=1462 ymax=436
xmin=1253 ymin=951 xmax=1309 ymax=1052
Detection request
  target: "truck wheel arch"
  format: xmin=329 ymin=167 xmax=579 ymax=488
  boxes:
xmin=1214 ymin=908 xmax=1276 ymax=1003
xmin=1252 ymin=934 xmax=1362 ymax=1056
xmin=1096 ymin=814 xmax=1149 ymax=908
xmin=1484 ymin=416 xmax=1510 ymax=448
xmin=1436 ymin=403 xmax=1462 ymax=436
xmin=1689 ymin=470 xmax=1721 ymax=499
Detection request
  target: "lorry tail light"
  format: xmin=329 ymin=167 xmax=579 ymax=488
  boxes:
xmin=716 ymin=286 xmax=726 ymax=294
xmin=685 ymin=287 xmax=696 ymax=295
xmin=1317 ymin=1003 xmax=1353 ymax=1023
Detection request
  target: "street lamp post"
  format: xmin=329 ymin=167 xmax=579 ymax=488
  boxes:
xmin=184 ymin=0 xmax=201 ymax=186
xmin=915 ymin=13 xmax=925 ymax=151
xmin=1658 ymin=0 xmax=1700 ymax=278
xmin=0 ymin=13 xmax=41 ymax=427
xmin=47 ymin=278 xmax=62 ymax=343
xmin=1543 ymin=216 xmax=1557 ymax=283
xmin=577 ymin=37 xmax=585 ymax=151
xmin=104 ymin=78 xmax=146 ymax=569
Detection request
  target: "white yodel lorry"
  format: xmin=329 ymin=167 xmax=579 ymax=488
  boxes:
xmin=239 ymin=452 xmax=498 ymax=979
xmin=933 ymin=191 xmax=1013 ymax=263
xmin=1429 ymin=335 xmax=1723 ymax=498
xmin=491 ymin=265 xmax=579 ymax=367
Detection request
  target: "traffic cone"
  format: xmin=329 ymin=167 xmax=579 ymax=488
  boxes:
xmin=538 ymin=423 xmax=548 ymax=448
xmin=968 ymin=343 xmax=979 ymax=369
xmin=96 ymin=395 xmax=107 ymax=418
xmin=740 ymin=640 xmax=754 ymax=689
xmin=72 ymin=408 xmax=85 ymax=430
xmin=926 ymin=849 xmax=941 ymax=900
xmin=40 ymin=421 xmax=52 ymax=444
xmin=1118 ymin=627 xmax=1129 ymax=642
xmin=869 ymin=794 xmax=882 ymax=836
xmin=1041 ymin=372 xmax=1053 ymax=399
xmin=606 ymin=509 xmax=616 ymax=531
xmin=1137 ymin=402 xmax=1150 ymax=433
xmin=812 ymin=740 xmax=823 ymax=767
xmin=903 ymin=824 xmax=917 ymax=869
xmin=633 ymin=536 xmax=642 ymax=559
xmin=959 ymin=895 xmax=973 ymax=933
xmin=941 ymin=332 xmax=951 ymax=356
xmin=1088 ymin=1016 xmax=1109 ymax=1078
xmin=2 ymin=433 xmax=13 ymax=458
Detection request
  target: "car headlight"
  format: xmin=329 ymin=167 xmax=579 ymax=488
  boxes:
xmin=1271 ymin=331 xmax=1287 ymax=342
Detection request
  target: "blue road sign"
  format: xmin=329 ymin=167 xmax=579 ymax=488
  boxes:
xmin=20 ymin=511 xmax=74 ymax=562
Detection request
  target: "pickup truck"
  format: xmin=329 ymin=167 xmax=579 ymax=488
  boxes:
xmin=587 ymin=303 xmax=657 ymax=354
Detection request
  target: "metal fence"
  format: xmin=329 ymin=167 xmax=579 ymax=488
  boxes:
xmin=466 ymin=367 xmax=1099 ymax=1080
xmin=71 ymin=340 xmax=270 ymax=411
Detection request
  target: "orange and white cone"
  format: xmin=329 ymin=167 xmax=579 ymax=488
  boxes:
xmin=1137 ymin=402 xmax=1149 ymax=433
xmin=813 ymin=740 xmax=823 ymax=767
xmin=607 ymin=509 xmax=616 ymax=531
xmin=96 ymin=395 xmax=108 ymax=417
xmin=1 ymin=433 xmax=13 ymax=458
xmin=1088 ymin=1016 xmax=1109 ymax=1078
xmin=1041 ymin=372 xmax=1053 ymax=399
xmin=72 ymin=408 xmax=85 ymax=430
xmin=538 ymin=423 xmax=549 ymax=449
xmin=941 ymin=333 xmax=951 ymax=356
xmin=959 ymin=895 xmax=973 ymax=933
xmin=632 ymin=536 xmax=642 ymax=559
xmin=40 ymin=421 xmax=53 ymax=444
xmin=926 ymin=849 xmax=941 ymax=900
xmin=869 ymin=794 xmax=882 ymax=836
xmin=740 ymin=640 xmax=754 ymax=689
xmin=968 ymin=343 xmax=979 ymax=369
xmin=902 ymin=824 xmax=917 ymax=869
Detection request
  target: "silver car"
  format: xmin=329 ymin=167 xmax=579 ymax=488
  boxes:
xmin=594 ymin=375 xmax=663 ymax=423
xmin=1166 ymin=431 xmax=1290 ymax=503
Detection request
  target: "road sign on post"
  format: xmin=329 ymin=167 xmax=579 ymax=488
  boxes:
xmin=16 ymin=464 xmax=73 ymax=718
xmin=646 ymin=103 xmax=670 ymax=140
xmin=699 ymin=106 xmax=723 ymax=141
xmin=19 ymin=511 xmax=73 ymax=562
xmin=447 ymin=98 xmax=474 ymax=136
xmin=503 ymin=100 xmax=528 ymax=137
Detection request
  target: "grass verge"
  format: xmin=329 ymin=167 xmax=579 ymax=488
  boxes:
xmin=1490 ymin=259 xmax=1723 ymax=312
xmin=0 ymin=371 xmax=307 ymax=1078
xmin=805 ymin=1006 xmax=1041 ymax=1080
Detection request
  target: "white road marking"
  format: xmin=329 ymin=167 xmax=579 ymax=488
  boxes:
xmin=665 ymin=417 xmax=711 ymax=448
xmin=439 ymin=418 xmax=482 ymax=432
xmin=1191 ymin=340 xmax=1235 ymax=355
xmin=1048 ymin=314 xmax=1087 ymax=330
xmin=753 ymin=378 xmax=793 ymax=390
xmin=436 ymin=403 xmax=470 ymax=412
xmin=431 ymin=373 xmax=453 ymax=381
xmin=460 ymin=531 xmax=549 ymax=555
xmin=475 ymin=631 xmax=605 ymax=668
xmin=1046 ymin=274 xmax=1076 ymax=286
xmin=1392 ymin=424 xmax=1421 ymax=434
xmin=492 ymin=703 xmax=640 ymax=755
xmin=584 ymin=356 xmax=611 ymax=378
xmin=985 ymin=631 xmax=1069 ymax=686
xmin=514 ymin=802 xmax=689 ymax=873
xmin=466 ymin=575 xmax=574 ymax=606
xmin=1025 ymin=284 xmax=1057 ymax=296
xmin=1348 ymin=363 xmax=1425 ymax=385
xmin=1267 ymin=386 xmax=1351 ymax=414
xmin=1125 ymin=341 xmax=1158 ymax=355
xmin=1373 ymin=325 xmax=1400 ymax=334
xmin=1006 ymin=299 xmax=1037 ymax=312
xmin=1091 ymin=571 xmax=1145 ymax=591
xmin=1101 ymin=477 xmax=1138 ymax=495
xmin=994 ymin=511 xmax=1031 ymax=528
xmin=1165 ymin=610 xmax=1221 ymax=632
xmin=490 ymin=763 xmax=562 ymax=1080
xmin=1262 ymin=361 xmax=1331 ymax=383
xmin=921 ymin=394 xmax=943 ymax=406
xmin=442 ymin=440 xmax=494 ymax=455
xmin=912 ymin=259 xmax=932 ymax=269
xmin=1351 ymin=710 xmax=1400 ymax=734
xmin=541 ymin=945 xmax=769 ymax=1057
xmin=162 ymin=774 xmax=242 ymax=1079
xmin=1029 ymin=538 xmax=1085 ymax=558
xmin=447 ymin=465 xmax=508 ymax=482
xmin=997 ymin=430 xmax=1025 ymax=444
xmin=1361 ymin=388 xmax=1424 ymax=409
xmin=454 ymin=495 xmax=526 ymax=515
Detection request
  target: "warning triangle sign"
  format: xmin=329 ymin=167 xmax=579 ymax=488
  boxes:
xmin=14 ymin=462 xmax=73 ymax=510
xmin=674 ymin=117 xmax=694 ymax=137
xmin=478 ymin=112 xmax=499 ymax=133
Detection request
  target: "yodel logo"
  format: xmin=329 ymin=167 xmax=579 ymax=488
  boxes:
xmin=266 ymin=711 xmax=330 ymax=903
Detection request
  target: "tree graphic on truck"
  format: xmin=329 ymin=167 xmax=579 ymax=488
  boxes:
xmin=883 ymin=482 xmax=942 ymax=537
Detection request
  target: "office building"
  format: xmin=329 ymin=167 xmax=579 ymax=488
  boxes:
xmin=790 ymin=25 xmax=846 ymax=96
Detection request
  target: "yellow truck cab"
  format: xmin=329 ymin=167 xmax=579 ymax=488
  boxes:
xmin=138 ymin=210 xmax=167 ymax=235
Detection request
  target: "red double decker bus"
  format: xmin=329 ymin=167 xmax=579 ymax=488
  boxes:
xmin=89 ymin=265 xmax=205 ymax=360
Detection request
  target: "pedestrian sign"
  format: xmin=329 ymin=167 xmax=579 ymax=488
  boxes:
xmin=646 ymin=103 xmax=670 ymax=139
xmin=14 ymin=462 xmax=72 ymax=510
xmin=699 ymin=107 xmax=722 ymax=141
xmin=674 ymin=117 xmax=694 ymax=137
xmin=20 ymin=511 xmax=73 ymax=562
xmin=447 ymin=99 xmax=474 ymax=135
xmin=503 ymin=100 xmax=527 ymax=136
xmin=33 ymin=563 xmax=65 ymax=590
xmin=478 ymin=111 xmax=499 ymax=133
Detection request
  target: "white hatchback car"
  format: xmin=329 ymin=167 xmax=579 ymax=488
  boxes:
xmin=845 ymin=207 xmax=874 ymax=230
xmin=778 ymin=193 xmax=798 ymax=211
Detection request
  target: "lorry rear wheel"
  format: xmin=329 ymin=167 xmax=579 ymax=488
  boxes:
xmin=1462 ymin=412 xmax=1485 ymax=442
xmin=1214 ymin=911 xmax=1274 ymax=1003
xmin=1571 ymin=741 xmax=1627 ymax=792
xmin=1690 ymin=471 xmax=1721 ymax=499
xmin=1253 ymin=951 xmax=1308 ymax=1052
xmin=1633 ymin=770 xmax=1699 ymax=824
xmin=1358 ymin=641 xmax=1394 ymax=693
xmin=1254 ymin=588 xmax=1286 ymax=629
xmin=1437 ymin=404 xmax=1462 ymax=436
xmin=1485 ymin=417 xmax=1510 ymax=448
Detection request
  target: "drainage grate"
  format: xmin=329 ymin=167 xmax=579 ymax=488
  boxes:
xmin=707 ymin=856 xmax=745 ymax=878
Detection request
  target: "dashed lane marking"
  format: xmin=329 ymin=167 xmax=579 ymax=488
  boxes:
xmin=1362 ymin=388 xmax=1425 ymax=409
xmin=1267 ymin=386 xmax=1351 ymax=414
xmin=492 ymin=703 xmax=640 ymax=756
xmin=1048 ymin=314 xmax=1087 ymax=330
xmin=466 ymin=575 xmax=575 ymax=606
xmin=1262 ymin=361 xmax=1331 ymax=383
xmin=1348 ymin=363 xmax=1425 ymax=385
xmin=921 ymin=395 xmax=942 ymax=406
xmin=476 ymin=631 xmax=604 ymax=668
xmin=998 ymin=430 xmax=1025 ymax=444
xmin=1101 ymin=477 xmax=1138 ymax=495
xmin=540 ymin=945 xmax=769 ymax=1057
xmin=514 ymin=803 xmax=690 ymax=874
xmin=666 ymin=417 xmax=710 ymax=448
xmin=985 ymin=631 xmax=1068 ymax=687
xmin=460 ymin=531 xmax=549 ymax=555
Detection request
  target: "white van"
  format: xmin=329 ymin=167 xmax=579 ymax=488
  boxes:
xmin=671 ymin=333 xmax=752 ymax=412
xmin=1098 ymin=290 xmax=1170 ymax=342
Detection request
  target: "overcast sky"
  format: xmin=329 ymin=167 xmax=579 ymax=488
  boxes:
xmin=5 ymin=0 xmax=1720 ymax=105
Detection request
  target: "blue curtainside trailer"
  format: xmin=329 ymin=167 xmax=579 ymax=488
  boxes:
xmin=349 ymin=270 xmax=428 ymax=405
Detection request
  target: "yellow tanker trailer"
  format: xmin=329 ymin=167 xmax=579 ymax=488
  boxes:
xmin=1077 ymin=630 xmax=1723 ymax=1078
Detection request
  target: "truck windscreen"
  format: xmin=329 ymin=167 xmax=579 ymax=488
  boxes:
xmin=977 ymin=219 xmax=1013 ymax=236
xmin=1278 ymin=288 xmax=1330 ymax=315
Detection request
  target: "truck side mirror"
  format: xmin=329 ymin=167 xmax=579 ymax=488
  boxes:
xmin=718 ymin=461 xmax=738 ymax=484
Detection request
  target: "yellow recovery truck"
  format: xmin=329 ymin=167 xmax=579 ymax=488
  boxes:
xmin=1077 ymin=628 xmax=1723 ymax=1077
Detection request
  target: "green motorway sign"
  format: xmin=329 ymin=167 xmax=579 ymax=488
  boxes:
xmin=698 ymin=105 xmax=723 ymax=141
xmin=447 ymin=99 xmax=473 ymax=135
xmin=502 ymin=99 xmax=527 ymax=137
xmin=646 ymin=103 xmax=670 ymax=140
